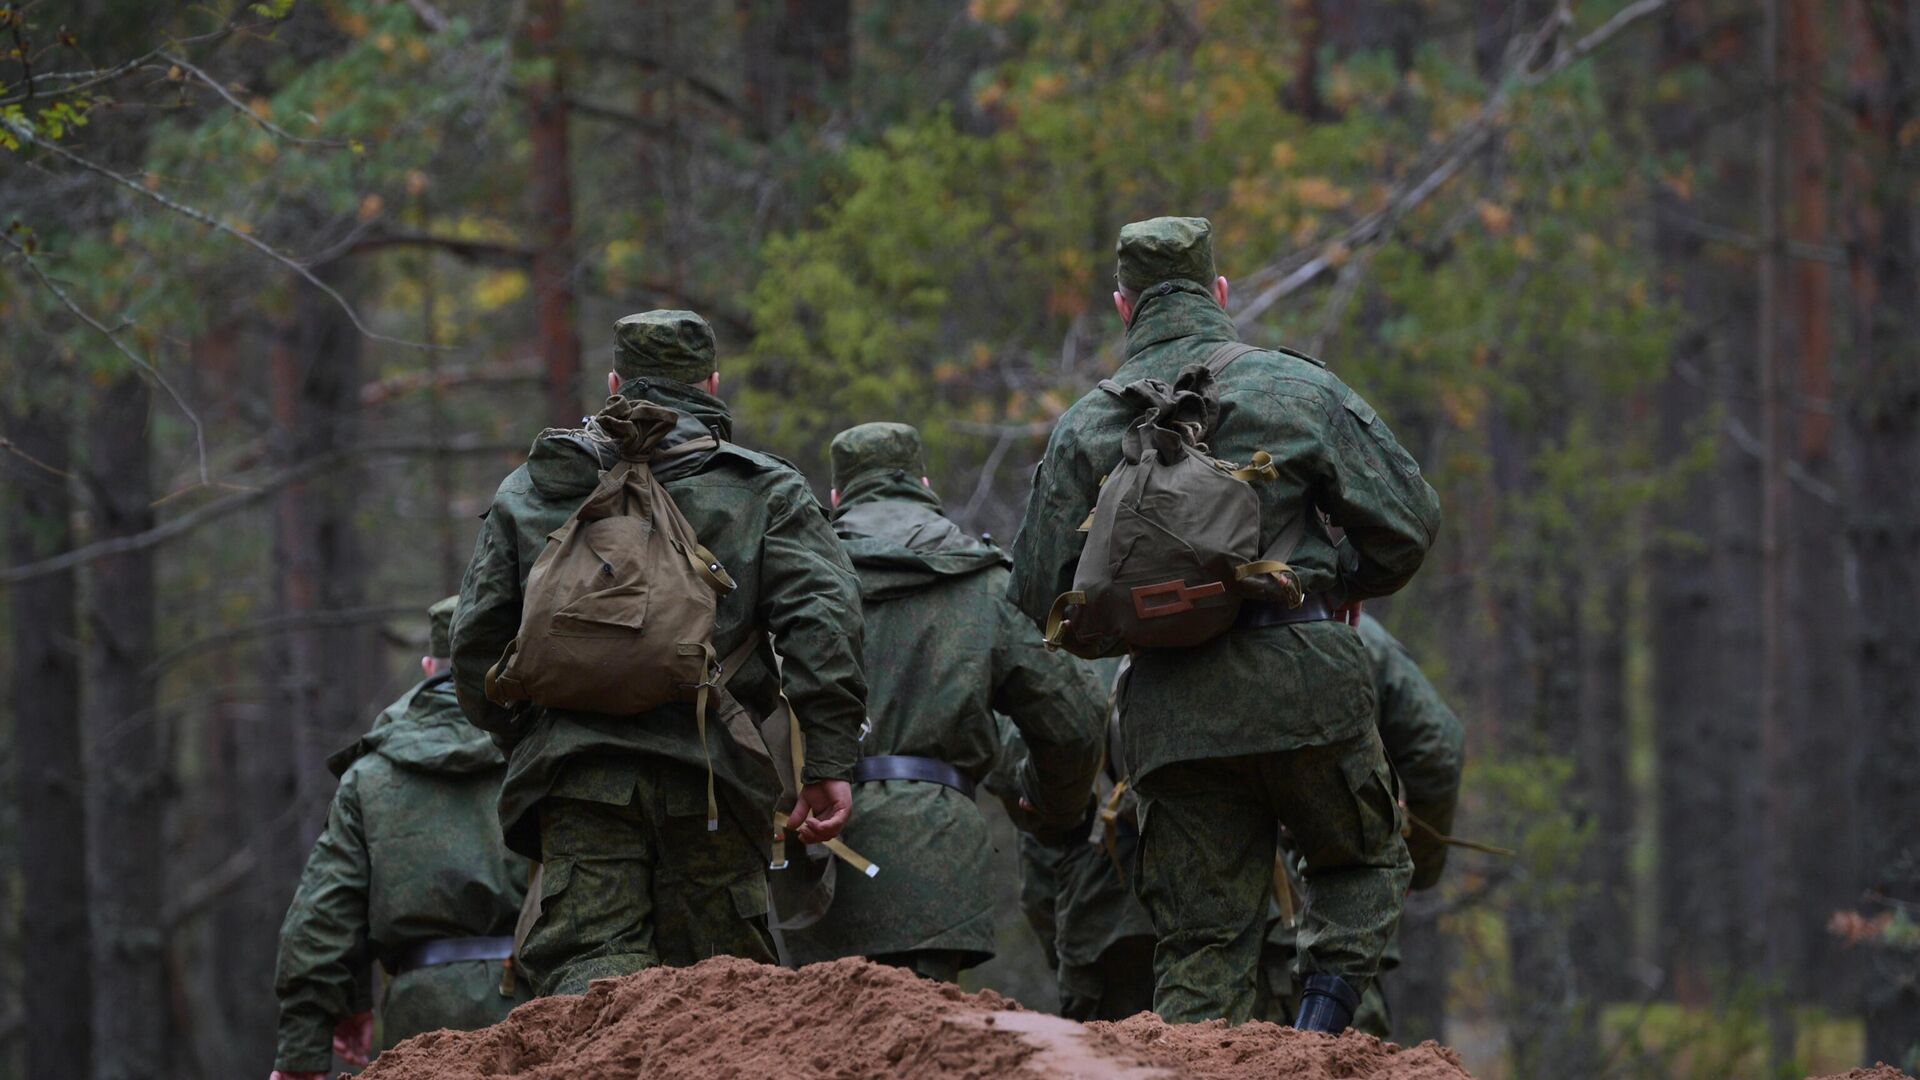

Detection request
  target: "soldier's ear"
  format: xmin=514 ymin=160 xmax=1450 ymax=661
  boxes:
xmin=1113 ymin=290 xmax=1133 ymax=326
xmin=830 ymin=488 xmax=840 ymax=509
xmin=1214 ymin=275 xmax=1230 ymax=309
xmin=705 ymin=371 xmax=720 ymax=396
xmin=607 ymin=371 xmax=621 ymax=397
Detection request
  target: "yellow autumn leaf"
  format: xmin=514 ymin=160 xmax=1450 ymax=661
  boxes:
xmin=1476 ymin=200 xmax=1512 ymax=235
xmin=358 ymin=194 xmax=384 ymax=222
xmin=472 ymin=270 xmax=528 ymax=312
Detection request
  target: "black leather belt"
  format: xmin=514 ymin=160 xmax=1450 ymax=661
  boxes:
xmin=392 ymin=935 xmax=513 ymax=974
xmin=851 ymin=754 xmax=976 ymax=799
xmin=1234 ymin=594 xmax=1335 ymax=629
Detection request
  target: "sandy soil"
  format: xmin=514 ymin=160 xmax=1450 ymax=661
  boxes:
xmin=357 ymin=955 xmax=1480 ymax=1080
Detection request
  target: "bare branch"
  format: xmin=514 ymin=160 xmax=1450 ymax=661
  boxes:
xmin=0 ymin=437 xmax=525 ymax=585
xmin=1 ymin=230 xmax=211 ymax=485
xmin=0 ymin=434 xmax=76 ymax=481
xmin=161 ymin=846 xmax=258 ymax=930
xmin=402 ymin=0 xmax=453 ymax=33
xmin=16 ymin=128 xmax=442 ymax=350
xmin=1233 ymin=0 xmax=1674 ymax=328
xmin=151 ymin=603 xmax=426 ymax=674
xmin=159 ymin=52 xmax=348 ymax=148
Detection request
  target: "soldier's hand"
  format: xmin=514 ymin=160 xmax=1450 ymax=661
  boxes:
xmin=789 ymin=779 xmax=853 ymax=843
xmin=269 ymin=1072 xmax=327 ymax=1080
xmin=1335 ymin=600 xmax=1363 ymax=627
xmin=333 ymin=1010 xmax=374 ymax=1067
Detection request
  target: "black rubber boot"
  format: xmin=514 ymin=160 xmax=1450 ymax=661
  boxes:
xmin=1291 ymin=974 xmax=1360 ymax=1033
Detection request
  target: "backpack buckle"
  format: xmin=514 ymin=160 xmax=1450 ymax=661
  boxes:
xmin=1132 ymin=578 xmax=1226 ymax=620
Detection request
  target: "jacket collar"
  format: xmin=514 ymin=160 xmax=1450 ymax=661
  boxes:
xmin=1122 ymin=281 xmax=1239 ymax=361
xmin=619 ymin=377 xmax=735 ymax=442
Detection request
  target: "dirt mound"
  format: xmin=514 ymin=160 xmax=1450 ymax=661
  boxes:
xmin=358 ymin=955 xmax=1477 ymax=1079
xmin=1087 ymin=1013 xmax=1474 ymax=1080
xmin=1807 ymin=1067 xmax=1917 ymax=1080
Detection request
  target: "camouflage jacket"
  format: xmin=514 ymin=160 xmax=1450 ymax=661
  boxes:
xmin=786 ymin=476 xmax=1102 ymax=961
xmin=451 ymin=380 xmax=868 ymax=857
xmin=1357 ymin=613 xmax=1464 ymax=889
xmin=1008 ymin=284 xmax=1442 ymax=777
xmin=272 ymin=676 xmax=527 ymax=1071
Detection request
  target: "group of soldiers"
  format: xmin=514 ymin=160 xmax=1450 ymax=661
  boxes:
xmin=268 ymin=216 xmax=1452 ymax=1078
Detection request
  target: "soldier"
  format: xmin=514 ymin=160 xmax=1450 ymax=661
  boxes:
xmin=269 ymin=597 xmax=531 ymax=1080
xmin=1260 ymin=612 xmax=1466 ymax=1036
xmin=1010 ymin=616 xmax=1465 ymax=1034
xmin=1007 ymin=217 xmax=1441 ymax=1031
xmin=782 ymin=422 xmax=1103 ymax=982
xmin=451 ymin=310 xmax=868 ymax=996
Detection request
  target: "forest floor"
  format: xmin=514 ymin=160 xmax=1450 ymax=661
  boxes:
xmin=356 ymin=955 xmax=1475 ymax=1079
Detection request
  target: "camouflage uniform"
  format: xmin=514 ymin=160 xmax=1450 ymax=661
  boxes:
xmin=273 ymin=598 xmax=531 ymax=1073
xmin=451 ymin=311 xmax=867 ymax=996
xmin=784 ymin=423 xmax=1102 ymax=981
xmin=1259 ymin=613 xmax=1466 ymax=1034
xmin=1009 ymin=616 xmax=1464 ymax=1034
xmin=1008 ymin=218 xmax=1441 ymax=1024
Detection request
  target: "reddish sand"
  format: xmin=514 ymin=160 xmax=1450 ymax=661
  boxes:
xmin=358 ymin=956 xmax=1479 ymax=1079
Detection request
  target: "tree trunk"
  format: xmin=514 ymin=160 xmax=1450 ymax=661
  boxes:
xmin=740 ymin=0 xmax=853 ymax=136
xmin=1844 ymin=0 xmax=1920 ymax=1064
xmin=4 ymin=372 xmax=94 ymax=1080
xmin=84 ymin=372 xmax=165 ymax=1080
xmin=529 ymin=0 xmax=582 ymax=427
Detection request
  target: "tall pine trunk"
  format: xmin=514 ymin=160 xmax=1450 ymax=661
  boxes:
xmin=4 ymin=370 xmax=94 ymax=1080
xmin=84 ymin=372 xmax=164 ymax=1080
xmin=1843 ymin=0 xmax=1920 ymax=1063
xmin=529 ymin=0 xmax=582 ymax=427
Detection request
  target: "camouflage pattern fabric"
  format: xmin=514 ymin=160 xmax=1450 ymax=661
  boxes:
xmin=1258 ymin=613 xmax=1465 ymax=1034
xmin=784 ymin=460 xmax=1102 ymax=973
xmin=272 ymin=675 xmax=531 ymax=1072
xmin=451 ymin=371 xmax=867 ymax=992
xmin=613 ymin=309 xmax=716 ymax=383
xmin=1116 ymin=216 xmax=1217 ymax=291
xmin=829 ymin=421 xmax=927 ymax=488
xmin=1133 ymin=729 xmax=1411 ymax=1024
xmin=518 ymin=757 xmax=775 ymax=996
xmin=1007 ymin=261 xmax=1439 ymax=1022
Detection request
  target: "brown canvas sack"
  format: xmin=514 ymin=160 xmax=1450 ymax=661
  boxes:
xmin=487 ymin=396 xmax=736 ymax=717
xmin=1045 ymin=343 xmax=1308 ymax=658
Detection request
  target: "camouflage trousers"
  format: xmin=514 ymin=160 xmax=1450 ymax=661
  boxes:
xmin=1132 ymin=729 xmax=1411 ymax=1024
xmin=519 ymin=757 xmax=775 ymax=996
xmin=379 ymin=958 xmax=530 ymax=1051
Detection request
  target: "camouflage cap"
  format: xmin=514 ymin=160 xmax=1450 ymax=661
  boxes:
xmin=1115 ymin=216 xmax=1216 ymax=291
xmin=428 ymin=595 xmax=459 ymax=659
xmin=612 ymin=310 xmax=716 ymax=383
xmin=830 ymin=422 xmax=927 ymax=489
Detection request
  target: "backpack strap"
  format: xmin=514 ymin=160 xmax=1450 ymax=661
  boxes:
xmin=1231 ymin=511 xmax=1315 ymax=609
xmin=1203 ymin=341 xmax=1265 ymax=376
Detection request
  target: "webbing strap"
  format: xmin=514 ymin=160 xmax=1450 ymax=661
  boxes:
xmin=1233 ymin=560 xmax=1305 ymax=608
xmin=769 ymin=811 xmax=880 ymax=878
xmin=651 ymin=435 xmax=718 ymax=459
xmin=686 ymin=642 xmax=721 ymax=831
xmin=1203 ymin=341 xmax=1265 ymax=376
xmin=1099 ymin=777 xmax=1131 ymax=882
xmin=684 ymin=543 xmax=737 ymax=593
xmin=1043 ymin=591 xmax=1086 ymax=651
xmin=1229 ymin=450 xmax=1280 ymax=483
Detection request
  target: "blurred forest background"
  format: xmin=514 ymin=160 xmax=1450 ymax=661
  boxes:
xmin=3 ymin=0 xmax=1918 ymax=1078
